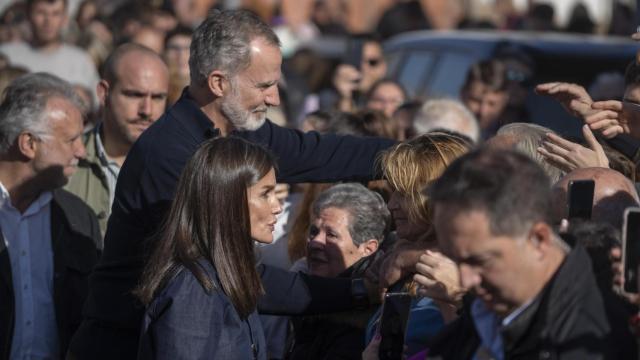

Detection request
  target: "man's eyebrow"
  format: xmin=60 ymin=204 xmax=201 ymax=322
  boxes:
xmin=256 ymin=80 xmax=277 ymax=88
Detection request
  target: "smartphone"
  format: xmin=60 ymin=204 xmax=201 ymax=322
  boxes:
xmin=567 ymin=179 xmax=595 ymax=221
xmin=378 ymin=292 xmax=412 ymax=360
xmin=343 ymin=37 xmax=365 ymax=70
xmin=623 ymin=207 xmax=640 ymax=293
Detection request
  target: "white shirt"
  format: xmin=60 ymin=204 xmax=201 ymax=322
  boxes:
xmin=0 ymin=42 xmax=99 ymax=104
xmin=0 ymin=183 xmax=59 ymax=359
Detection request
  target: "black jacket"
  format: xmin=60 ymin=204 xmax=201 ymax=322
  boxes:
xmin=69 ymin=89 xmax=395 ymax=359
xmin=287 ymin=253 xmax=383 ymax=360
xmin=427 ymin=245 xmax=632 ymax=360
xmin=0 ymin=189 xmax=101 ymax=360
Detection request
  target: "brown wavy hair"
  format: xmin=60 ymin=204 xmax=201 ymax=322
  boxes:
xmin=135 ymin=136 xmax=275 ymax=319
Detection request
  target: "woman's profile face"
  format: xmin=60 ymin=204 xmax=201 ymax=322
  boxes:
xmin=247 ymin=168 xmax=283 ymax=244
xmin=387 ymin=191 xmax=430 ymax=241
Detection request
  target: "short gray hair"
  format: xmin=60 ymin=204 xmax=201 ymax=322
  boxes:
xmin=189 ymin=9 xmax=280 ymax=86
xmin=497 ymin=123 xmax=565 ymax=183
xmin=312 ymin=183 xmax=390 ymax=246
xmin=0 ymin=72 xmax=83 ymax=154
xmin=414 ymin=98 xmax=480 ymax=143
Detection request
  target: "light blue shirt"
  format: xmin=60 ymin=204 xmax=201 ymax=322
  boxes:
xmin=470 ymin=297 xmax=536 ymax=360
xmin=0 ymin=183 xmax=59 ymax=359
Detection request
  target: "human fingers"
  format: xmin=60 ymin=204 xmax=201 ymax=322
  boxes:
xmin=534 ymin=82 xmax=560 ymax=94
xmin=582 ymin=125 xmax=599 ymax=150
xmin=415 ymin=262 xmax=436 ymax=280
xmin=540 ymin=139 xmax=572 ymax=158
xmin=584 ymin=110 xmax=620 ymax=125
xmin=545 ymin=82 xmax=588 ymax=98
xmin=581 ymin=125 xmax=609 ymax=167
xmin=537 ymin=146 xmax=574 ymax=173
xmin=601 ymin=125 xmax=624 ymax=139
xmin=591 ymin=100 xmax=623 ymax=112
xmin=413 ymin=273 xmax=437 ymax=288
xmin=417 ymin=251 xmax=439 ymax=268
xmin=545 ymin=132 xmax=579 ymax=151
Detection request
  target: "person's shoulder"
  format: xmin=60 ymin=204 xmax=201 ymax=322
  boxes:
xmin=157 ymin=262 xmax=226 ymax=307
xmin=51 ymin=188 xmax=102 ymax=248
xmin=53 ymin=187 xmax=97 ymax=215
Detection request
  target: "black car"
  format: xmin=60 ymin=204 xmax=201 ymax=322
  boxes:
xmin=383 ymin=30 xmax=638 ymax=135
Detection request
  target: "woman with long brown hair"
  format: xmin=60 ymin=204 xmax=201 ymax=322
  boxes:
xmin=135 ymin=136 xmax=282 ymax=359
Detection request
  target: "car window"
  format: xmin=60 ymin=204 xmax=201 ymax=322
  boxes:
xmin=429 ymin=52 xmax=478 ymax=98
xmin=397 ymin=51 xmax=434 ymax=98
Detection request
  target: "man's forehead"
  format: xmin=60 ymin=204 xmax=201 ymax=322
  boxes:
xmin=31 ymin=0 xmax=66 ymax=11
xmin=114 ymin=54 xmax=168 ymax=87
xmin=45 ymin=97 xmax=82 ymax=128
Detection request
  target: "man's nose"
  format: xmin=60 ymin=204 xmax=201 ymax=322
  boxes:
xmin=265 ymin=85 xmax=280 ymax=107
xmin=459 ymin=264 xmax=480 ymax=290
xmin=139 ymin=96 xmax=152 ymax=117
xmin=75 ymin=139 xmax=87 ymax=159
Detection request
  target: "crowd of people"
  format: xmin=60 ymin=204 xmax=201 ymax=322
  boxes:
xmin=2 ymin=0 xmax=640 ymax=359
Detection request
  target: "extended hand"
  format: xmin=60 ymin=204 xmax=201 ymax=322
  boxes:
xmin=535 ymin=82 xmax=595 ymax=118
xmin=585 ymin=100 xmax=631 ymax=139
xmin=537 ymin=125 xmax=609 ymax=172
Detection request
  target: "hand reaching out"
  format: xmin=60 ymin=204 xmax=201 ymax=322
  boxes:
xmin=535 ymin=82 xmax=595 ymax=118
xmin=584 ymin=100 xmax=630 ymax=139
xmin=537 ymin=125 xmax=609 ymax=172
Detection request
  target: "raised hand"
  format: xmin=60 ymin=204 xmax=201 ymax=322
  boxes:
xmin=535 ymin=82 xmax=595 ymax=118
xmin=537 ymin=125 xmax=609 ymax=172
xmin=585 ymin=100 xmax=629 ymax=139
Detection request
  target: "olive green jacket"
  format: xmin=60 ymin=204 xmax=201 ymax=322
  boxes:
xmin=65 ymin=129 xmax=111 ymax=237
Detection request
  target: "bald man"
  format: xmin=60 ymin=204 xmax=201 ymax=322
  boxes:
xmin=552 ymin=167 xmax=639 ymax=229
xmin=66 ymin=43 xmax=169 ymax=235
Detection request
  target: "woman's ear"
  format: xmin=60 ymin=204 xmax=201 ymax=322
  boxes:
xmin=361 ymin=239 xmax=379 ymax=256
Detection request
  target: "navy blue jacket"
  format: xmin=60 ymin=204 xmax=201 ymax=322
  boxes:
xmin=138 ymin=261 xmax=267 ymax=360
xmin=68 ymin=90 xmax=395 ymax=359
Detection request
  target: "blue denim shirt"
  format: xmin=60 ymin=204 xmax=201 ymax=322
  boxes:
xmin=138 ymin=260 xmax=266 ymax=360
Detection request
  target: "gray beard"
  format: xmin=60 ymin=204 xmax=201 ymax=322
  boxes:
xmin=220 ymin=99 xmax=265 ymax=131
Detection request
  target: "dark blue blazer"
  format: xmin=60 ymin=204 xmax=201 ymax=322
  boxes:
xmin=138 ymin=261 xmax=266 ymax=360
xmin=69 ymin=89 xmax=395 ymax=359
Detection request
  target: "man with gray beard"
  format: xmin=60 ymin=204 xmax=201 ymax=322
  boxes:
xmin=69 ymin=9 xmax=394 ymax=359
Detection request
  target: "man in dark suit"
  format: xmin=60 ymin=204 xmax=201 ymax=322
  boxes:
xmin=0 ymin=73 xmax=101 ymax=359
xmin=69 ymin=9 xmax=395 ymax=359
